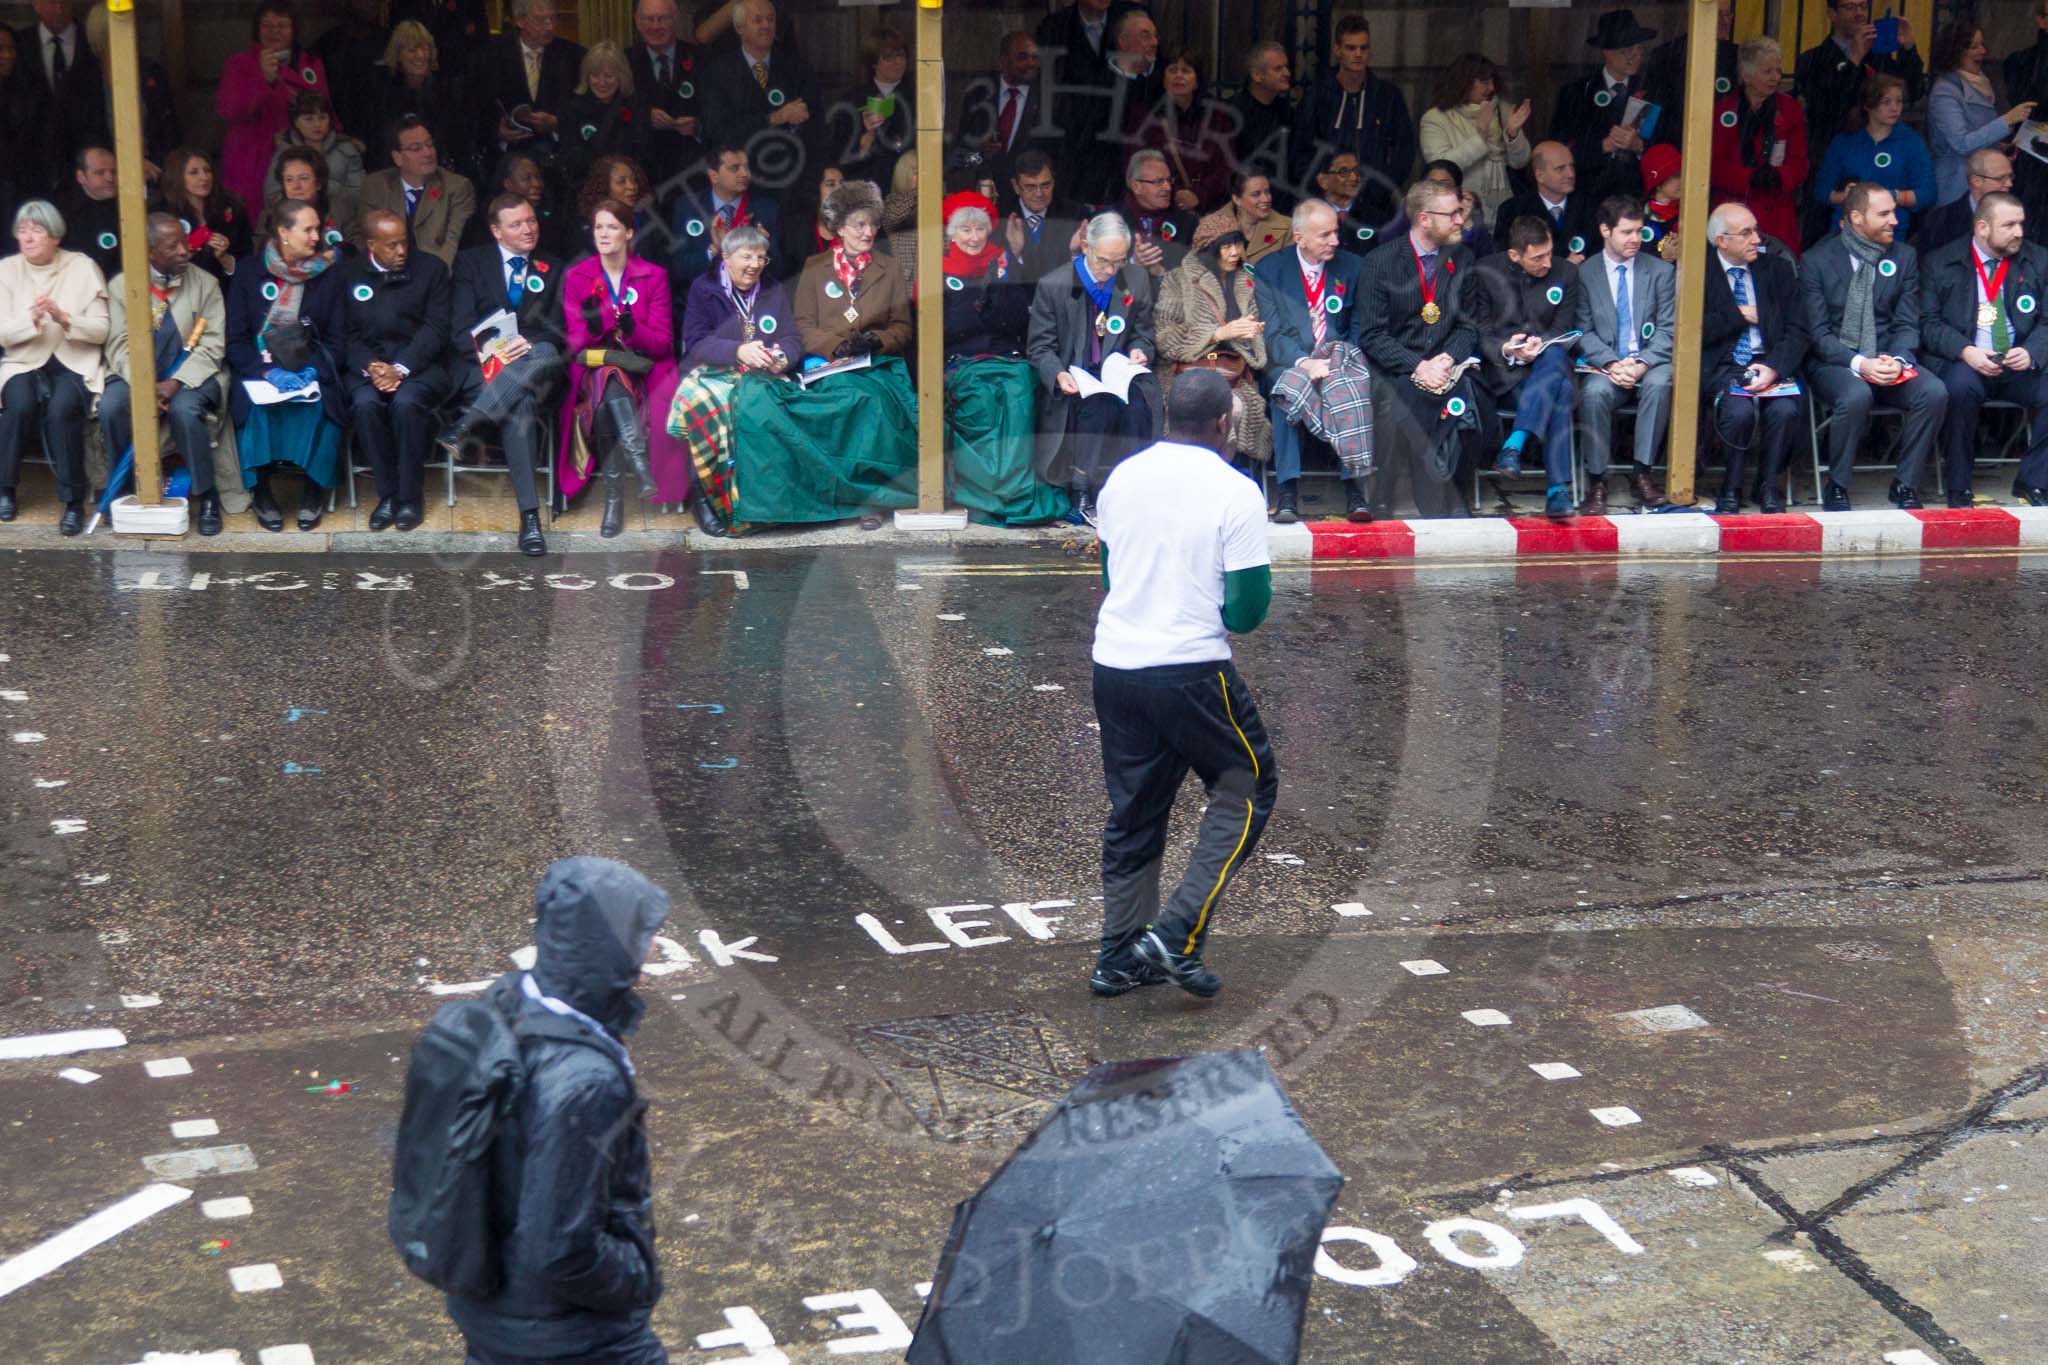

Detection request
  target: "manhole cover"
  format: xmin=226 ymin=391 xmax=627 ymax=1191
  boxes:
xmin=852 ymin=1010 xmax=1094 ymax=1143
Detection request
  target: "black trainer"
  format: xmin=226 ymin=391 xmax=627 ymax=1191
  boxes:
xmin=1131 ymin=929 xmax=1221 ymax=998
xmin=1089 ymin=958 xmax=1169 ymax=997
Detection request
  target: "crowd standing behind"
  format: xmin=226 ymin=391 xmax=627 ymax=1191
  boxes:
xmin=4 ymin=0 xmax=2048 ymax=546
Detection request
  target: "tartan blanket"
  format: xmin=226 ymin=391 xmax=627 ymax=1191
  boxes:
xmin=667 ymin=366 xmax=744 ymax=530
xmin=1269 ymin=339 xmax=1374 ymax=479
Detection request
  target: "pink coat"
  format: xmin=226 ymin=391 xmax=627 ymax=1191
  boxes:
xmin=216 ymin=47 xmax=330 ymax=212
xmin=558 ymin=254 xmax=687 ymax=503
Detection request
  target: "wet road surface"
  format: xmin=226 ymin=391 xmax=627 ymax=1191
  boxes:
xmin=2 ymin=545 xmax=2045 ymax=1363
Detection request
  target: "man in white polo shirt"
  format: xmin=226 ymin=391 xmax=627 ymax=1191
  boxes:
xmin=1091 ymin=369 xmax=1279 ymax=1000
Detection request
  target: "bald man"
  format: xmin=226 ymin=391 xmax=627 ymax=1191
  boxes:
xmin=1492 ymin=141 xmax=1600 ymax=264
xmin=341 ymin=209 xmax=452 ymax=531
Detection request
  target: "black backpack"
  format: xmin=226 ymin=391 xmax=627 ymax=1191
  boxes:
xmin=388 ymin=991 xmax=528 ymax=1297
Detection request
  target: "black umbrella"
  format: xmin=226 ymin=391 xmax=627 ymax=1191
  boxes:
xmin=908 ymin=1049 xmax=1343 ymax=1365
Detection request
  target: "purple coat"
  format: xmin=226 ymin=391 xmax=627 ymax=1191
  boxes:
xmin=558 ymin=254 xmax=687 ymax=502
xmin=680 ymin=269 xmax=796 ymax=371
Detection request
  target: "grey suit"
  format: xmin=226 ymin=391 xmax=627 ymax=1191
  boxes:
xmin=1575 ymin=249 xmax=1676 ymax=475
xmin=1801 ymin=235 xmax=1946 ymax=493
xmin=1026 ymin=260 xmax=1158 ymax=489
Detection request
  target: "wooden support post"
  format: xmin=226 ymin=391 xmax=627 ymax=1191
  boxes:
xmin=1665 ymin=0 xmax=1722 ymax=507
xmin=914 ymin=0 xmax=946 ymax=514
xmin=107 ymin=0 xmax=162 ymax=506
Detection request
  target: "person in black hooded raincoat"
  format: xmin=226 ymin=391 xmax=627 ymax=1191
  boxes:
xmin=447 ymin=856 xmax=672 ymax=1365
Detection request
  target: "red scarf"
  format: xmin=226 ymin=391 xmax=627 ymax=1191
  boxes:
xmin=942 ymin=240 xmax=1006 ymax=280
xmin=831 ymin=242 xmax=870 ymax=292
xmin=1647 ymin=198 xmax=1679 ymax=225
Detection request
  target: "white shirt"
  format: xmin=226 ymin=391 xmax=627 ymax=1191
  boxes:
xmin=1974 ymin=243 xmax=2001 ymax=352
xmin=39 ymin=22 xmax=75 ymax=85
xmin=1539 ymin=193 xmax=1568 ymax=218
xmin=1093 ymin=441 xmax=1271 ymax=670
xmin=997 ymin=81 xmax=1029 ymax=149
xmin=1294 ymin=247 xmax=1323 ymax=285
xmin=499 ymin=243 xmax=530 ymax=295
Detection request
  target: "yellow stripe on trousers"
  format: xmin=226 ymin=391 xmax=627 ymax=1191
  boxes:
xmin=1185 ymin=670 xmax=1260 ymax=955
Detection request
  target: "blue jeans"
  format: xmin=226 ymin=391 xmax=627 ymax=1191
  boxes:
xmin=1505 ymin=347 xmax=1575 ymax=487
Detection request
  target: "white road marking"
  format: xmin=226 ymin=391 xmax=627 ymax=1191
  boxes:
xmin=144 ymin=1057 xmax=193 ymax=1078
xmin=936 ymin=613 xmax=965 ymax=621
xmin=0 ymin=1183 xmax=191 ymax=1300
xmin=1400 ymin=959 xmax=1448 ymax=976
xmin=1528 ymin=1062 xmax=1581 ymax=1081
xmin=1461 ymin=1009 xmax=1511 ymax=1027
xmin=1331 ymin=902 xmax=1371 ymax=917
xmin=57 ymin=1068 xmax=100 ymax=1085
xmin=11 ymin=732 xmax=46 ymax=743
xmin=170 ymin=1119 xmax=221 ymax=1139
xmin=49 ymin=818 xmax=86 ymax=835
xmin=1614 ymin=1004 xmax=1709 ymax=1033
xmin=896 ymin=583 xmax=922 ymax=591
xmin=229 ymin=1263 xmax=284 ymax=1293
xmin=1884 ymin=1352 xmax=1941 ymax=1365
xmin=0 ymin=689 xmax=26 ymax=701
xmin=1761 ymin=1248 xmax=1819 ymax=1273
xmin=32 ymin=778 xmax=67 ymax=788
xmin=1668 ymin=1166 xmax=1719 ymax=1188
xmin=201 ymin=1197 xmax=253 ymax=1220
xmin=1032 ymin=683 xmax=1065 ymax=691
xmin=701 ymin=570 xmax=750 ymax=590
xmin=76 ymin=873 xmax=111 ymax=887
xmin=260 ymin=1348 xmax=318 ymax=1365
xmin=1589 ymin=1106 xmax=1642 ymax=1127
xmin=0 ymin=1028 xmax=126 ymax=1061
xmin=140 ymin=1145 xmax=258 ymax=1181
xmin=120 ymin=993 xmax=162 ymax=1008
xmin=982 ymin=647 xmax=1013 ymax=656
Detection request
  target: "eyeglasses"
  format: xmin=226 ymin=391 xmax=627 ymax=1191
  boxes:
xmin=1970 ymin=171 xmax=2015 ymax=185
xmin=1131 ymin=176 xmax=1172 ymax=187
xmin=1322 ymin=166 xmax=1362 ymax=180
xmin=399 ymin=140 xmax=435 ymax=154
xmin=1420 ymin=208 xmax=1463 ymax=220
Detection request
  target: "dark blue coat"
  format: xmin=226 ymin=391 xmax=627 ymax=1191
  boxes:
xmin=223 ymin=252 xmax=349 ymax=427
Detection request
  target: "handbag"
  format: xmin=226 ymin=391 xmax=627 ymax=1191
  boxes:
xmin=1178 ymin=350 xmax=1247 ymax=383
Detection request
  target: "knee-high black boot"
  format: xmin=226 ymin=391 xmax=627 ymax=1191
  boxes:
xmin=599 ymin=449 xmax=626 ymax=538
xmin=600 ymin=386 xmax=657 ymax=499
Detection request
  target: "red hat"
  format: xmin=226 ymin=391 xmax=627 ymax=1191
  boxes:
xmin=941 ymin=190 xmax=998 ymax=229
xmin=1640 ymin=143 xmax=1681 ymax=195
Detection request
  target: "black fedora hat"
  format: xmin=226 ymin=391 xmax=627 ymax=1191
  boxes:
xmin=1588 ymin=9 xmax=1658 ymax=50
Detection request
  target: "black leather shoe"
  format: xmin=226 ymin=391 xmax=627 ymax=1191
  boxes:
xmin=518 ymin=508 xmax=546 ymax=556
xmin=1131 ymin=929 xmax=1221 ymax=999
xmin=1890 ymin=482 xmax=1923 ymax=510
xmin=251 ymin=484 xmax=284 ymax=531
xmin=690 ymin=494 xmax=727 ymax=538
xmin=1343 ymin=479 xmax=1373 ymax=522
xmin=296 ymin=483 xmax=325 ymax=531
xmin=393 ymin=500 xmax=423 ymax=531
xmin=2026 ymin=489 xmax=2048 ymax=508
xmin=1822 ymin=482 xmax=1851 ymax=512
xmin=195 ymin=489 xmax=223 ymax=536
xmin=1272 ymin=481 xmax=1299 ymax=523
xmin=0 ymin=488 xmax=14 ymax=521
xmin=1758 ymin=491 xmax=1787 ymax=515
xmin=1714 ymin=491 xmax=1739 ymax=515
xmin=367 ymin=496 xmax=396 ymax=531
xmin=58 ymin=501 xmax=84 ymax=537
xmin=1948 ymin=489 xmax=1974 ymax=508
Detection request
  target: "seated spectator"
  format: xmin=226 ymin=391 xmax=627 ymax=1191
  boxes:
xmin=558 ymin=198 xmax=684 ymax=537
xmin=1920 ymin=192 xmax=2048 ymax=505
xmin=1381 ymin=160 xmax=1498 ymax=261
xmin=1314 ymin=151 xmax=1385 ymax=250
xmin=1640 ymin=143 xmax=1683 ymax=263
xmin=339 ymin=209 xmax=450 ymax=534
xmin=1119 ymin=148 xmax=1195 ymax=285
xmin=941 ymin=191 xmax=1065 ymax=527
xmin=1357 ymin=178 xmax=1483 ymax=519
xmin=1158 ymin=230 xmax=1269 ymax=474
xmin=472 ymin=150 xmax=573 ymax=258
xmin=468 ymin=0 xmax=584 ymax=175
xmin=1001 ymin=150 xmax=1089 ymax=282
xmin=357 ymin=115 xmax=475 ymax=269
xmin=1253 ymin=198 xmax=1367 ymax=520
xmin=882 ymin=150 xmax=919 ymax=289
xmin=0 ymin=200 xmax=108 ymax=534
xmin=159 ymin=148 xmax=254 ymax=287
xmin=839 ymin=26 xmax=914 ymax=188
xmin=1470 ymin=215 xmax=1581 ymax=518
xmin=669 ymin=223 xmax=793 ymax=534
xmin=1710 ymin=36 xmax=1808 ymax=257
xmin=1700 ymin=202 xmax=1809 ymax=514
xmin=102 ymin=213 xmax=232 ymax=536
xmin=779 ymin=163 xmax=843 ymax=280
xmin=216 ymin=2 xmax=331 ymax=210
xmin=263 ymin=145 xmax=345 ymax=249
xmin=263 ymin=91 xmax=364 ymax=240
xmin=443 ymin=192 xmax=570 ymax=555
xmin=1573 ymin=194 xmax=1674 ymax=514
xmin=1419 ymin=51 xmax=1531 ymax=228
xmin=59 ymin=146 xmax=123 ymax=283
xmin=1916 ymin=148 xmax=2012 ymax=252
xmin=625 ymin=0 xmax=704 ymax=192
xmin=1926 ymin=20 xmax=2036 ymax=210
xmin=1801 ymin=183 xmax=1945 ymax=510
xmin=1494 ymin=140 xmax=1598 ymax=265
xmin=1193 ymin=172 xmax=1293 ymax=266
xmin=670 ymin=143 xmax=778 ymax=287
xmin=223 ymin=199 xmax=348 ymax=532
xmin=559 ymin=41 xmax=648 ymax=193
xmin=575 ymin=154 xmax=666 ymax=265
xmin=1127 ymin=48 xmax=1233 ymax=215
xmin=373 ymin=21 xmax=464 ymax=180
xmin=1026 ymin=211 xmax=1158 ymax=521
xmin=1814 ymin=75 xmax=1935 ymax=239
xmin=699 ymin=0 xmax=819 ymax=174
xmin=739 ymin=180 xmax=917 ymax=529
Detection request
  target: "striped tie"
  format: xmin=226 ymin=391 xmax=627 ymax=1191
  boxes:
xmin=754 ymin=60 xmax=768 ymax=89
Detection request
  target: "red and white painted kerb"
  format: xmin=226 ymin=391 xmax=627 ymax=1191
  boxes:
xmin=1264 ymin=506 xmax=2048 ymax=561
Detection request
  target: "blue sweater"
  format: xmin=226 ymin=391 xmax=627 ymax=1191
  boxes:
xmin=1812 ymin=124 xmax=1937 ymax=235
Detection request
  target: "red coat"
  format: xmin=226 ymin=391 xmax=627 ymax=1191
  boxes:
xmin=558 ymin=254 xmax=687 ymax=503
xmin=1709 ymin=92 xmax=1808 ymax=256
xmin=216 ymin=46 xmax=330 ymax=213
